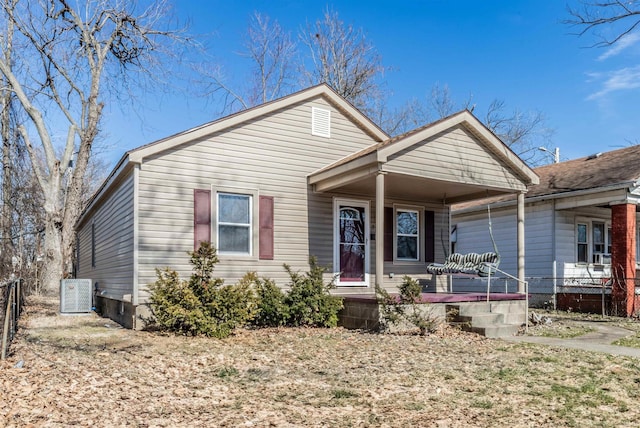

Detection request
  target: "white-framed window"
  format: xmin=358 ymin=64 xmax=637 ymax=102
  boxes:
xmin=576 ymin=223 xmax=588 ymax=263
xmin=593 ymin=222 xmax=605 ymax=255
xmin=396 ymin=209 xmax=419 ymax=261
xmin=217 ymin=193 xmax=252 ymax=256
xmin=576 ymin=218 xmax=611 ymax=264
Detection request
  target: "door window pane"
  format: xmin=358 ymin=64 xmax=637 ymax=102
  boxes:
xmin=339 ymin=206 xmax=365 ymax=281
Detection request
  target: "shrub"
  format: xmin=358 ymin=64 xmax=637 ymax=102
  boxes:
xmin=377 ymin=276 xmax=440 ymax=335
xmin=284 ymin=257 xmax=343 ymax=328
xmin=148 ymin=268 xmax=209 ymax=335
xmin=252 ymin=275 xmax=289 ymax=327
xmin=148 ymin=242 xmax=256 ymax=338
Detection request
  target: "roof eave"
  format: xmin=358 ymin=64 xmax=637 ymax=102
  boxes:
xmin=452 ymin=180 xmax=637 ymax=215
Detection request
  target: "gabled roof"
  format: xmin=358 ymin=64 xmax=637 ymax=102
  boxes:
xmin=78 ymin=84 xmax=389 ymax=225
xmin=127 ymin=83 xmax=389 ymax=163
xmin=453 ymin=144 xmax=640 ymax=212
xmin=528 ymin=145 xmax=640 ymax=197
xmin=309 ymin=109 xmax=539 ymax=187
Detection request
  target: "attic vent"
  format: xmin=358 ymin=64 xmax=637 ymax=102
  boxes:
xmin=312 ymin=107 xmax=331 ymax=138
xmin=60 ymin=279 xmax=93 ymax=313
xmin=587 ymin=152 xmax=602 ymax=160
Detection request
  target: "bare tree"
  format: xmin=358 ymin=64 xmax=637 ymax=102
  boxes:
xmin=299 ymin=8 xmax=386 ymax=115
xmin=203 ymin=12 xmax=296 ymax=113
xmin=0 ymin=0 xmax=189 ymax=293
xmin=566 ymin=0 xmax=640 ymax=46
xmin=244 ymin=12 xmax=297 ymax=107
xmin=0 ymin=0 xmax=16 ymax=280
xmin=384 ymin=84 xmax=553 ymax=165
xmin=483 ymin=100 xmax=552 ymax=165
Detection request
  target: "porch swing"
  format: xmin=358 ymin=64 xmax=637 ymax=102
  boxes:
xmin=426 ymin=205 xmax=500 ymax=278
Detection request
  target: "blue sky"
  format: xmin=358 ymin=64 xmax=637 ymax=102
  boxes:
xmin=102 ymin=1 xmax=640 ymax=168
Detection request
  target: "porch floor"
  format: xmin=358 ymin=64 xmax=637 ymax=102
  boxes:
xmin=343 ymin=292 xmax=526 ymax=304
xmin=339 ymin=292 xmax=527 ymax=335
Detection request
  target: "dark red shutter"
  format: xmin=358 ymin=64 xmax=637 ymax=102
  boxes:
xmin=383 ymin=207 xmax=393 ymax=261
xmin=259 ymin=196 xmax=274 ymax=260
xmin=424 ymin=210 xmax=435 ymax=262
xmin=194 ymin=189 xmax=211 ymax=250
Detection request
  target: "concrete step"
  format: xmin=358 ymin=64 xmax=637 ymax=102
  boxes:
xmin=447 ymin=303 xmax=523 ymax=338
xmin=469 ymin=324 xmax=520 ymax=338
xmin=456 ymin=303 xmax=491 ymax=315
xmin=489 ymin=301 xmax=526 ymax=313
xmin=458 ymin=312 xmax=504 ymax=327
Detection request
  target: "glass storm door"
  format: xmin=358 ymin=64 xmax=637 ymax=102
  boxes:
xmin=334 ymin=199 xmax=369 ymax=286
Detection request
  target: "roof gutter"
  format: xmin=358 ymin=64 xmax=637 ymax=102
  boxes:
xmin=453 ymin=180 xmax=637 ymax=214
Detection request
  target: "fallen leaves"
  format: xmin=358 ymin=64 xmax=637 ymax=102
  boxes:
xmin=2 ymin=296 xmax=640 ymax=427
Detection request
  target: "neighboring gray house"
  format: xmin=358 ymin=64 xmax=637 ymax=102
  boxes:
xmin=75 ymin=84 xmax=538 ymax=328
xmin=452 ymin=145 xmax=640 ymax=316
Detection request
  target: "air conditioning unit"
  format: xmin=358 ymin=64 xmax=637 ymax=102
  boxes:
xmin=593 ymin=254 xmax=611 ymax=265
xmin=60 ymin=279 xmax=93 ymax=313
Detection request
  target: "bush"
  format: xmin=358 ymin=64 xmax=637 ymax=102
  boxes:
xmin=252 ymin=275 xmax=289 ymax=327
xmin=148 ymin=242 xmax=256 ymax=338
xmin=149 ymin=245 xmax=343 ymax=335
xmin=284 ymin=257 xmax=343 ymax=328
xmin=377 ymin=276 xmax=440 ymax=335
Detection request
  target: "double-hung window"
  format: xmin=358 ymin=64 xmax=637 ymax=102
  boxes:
xmin=592 ymin=222 xmax=605 ymax=256
xmin=576 ymin=220 xmax=612 ymax=264
xmin=396 ymin=209 xmax=419 ymax=261
xmin=217 ymin=193 xmax=252 ymax=255
xmin=576 ymin=223 xmax=588 ymax=263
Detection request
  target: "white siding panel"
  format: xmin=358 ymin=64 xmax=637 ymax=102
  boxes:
xmin=386 ymin=126 xmax=524 ymax=190
xmin=453 ymin=202 xmax=554 ymax=293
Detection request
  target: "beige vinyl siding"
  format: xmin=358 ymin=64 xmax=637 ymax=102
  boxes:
xmin=76 ymin=171 xmax=135 ymax=298
xmin=136 ymin=96 xmax=379 ymax=298
xmin=372 ymin=201 xmax=449 ymax=294
xmin=385 ymin=126 xmax=524 ymax=191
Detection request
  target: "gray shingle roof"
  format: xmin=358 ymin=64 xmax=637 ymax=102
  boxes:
xmin=453 ymin=144 xmax=640 ymax=210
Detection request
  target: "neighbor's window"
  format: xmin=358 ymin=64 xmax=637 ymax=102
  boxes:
xmin=607 ymin=227 xmax=612 ymax=255
xmin=577 ymin=223 xmax=587 ymax=263
xmin=592 ymin=222 xmax=605 ymax=261
xmin=396 ymin=209 xmax=419 ymax=260
xmin=217 ymin=193 xmax=252 ymax=255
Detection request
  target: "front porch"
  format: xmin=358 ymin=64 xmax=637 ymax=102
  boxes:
xmin=308 ymin=111 xmax=539 ymax=296
xmin=339 ymin=293 xmax=527 ymax=338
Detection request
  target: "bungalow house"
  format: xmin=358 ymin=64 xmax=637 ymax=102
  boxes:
xmin=75 ymin=84 xmax=538 ymax=328
xmin=452 ymin=145 xmax=640 ymax=316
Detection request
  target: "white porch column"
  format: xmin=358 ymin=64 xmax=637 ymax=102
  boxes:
xmin=375 ymin=170 xmax=386 ymax=287
xmin=517 ymin=191 xmax=525 ymax=293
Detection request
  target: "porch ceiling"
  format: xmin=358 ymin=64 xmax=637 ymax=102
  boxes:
xmin=318 ymin=170 xmax=516 ymax=204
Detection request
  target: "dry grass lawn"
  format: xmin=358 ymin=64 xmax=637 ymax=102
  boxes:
xmin=2 ymin=297 xmax=640 ymax=427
